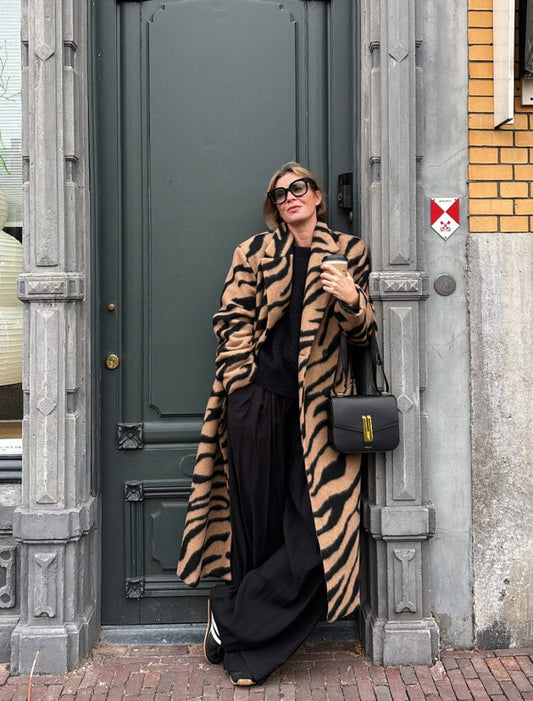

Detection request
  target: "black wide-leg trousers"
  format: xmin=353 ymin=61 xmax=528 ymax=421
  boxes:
xmin=210 ymin=382 xmax=327 ymax=683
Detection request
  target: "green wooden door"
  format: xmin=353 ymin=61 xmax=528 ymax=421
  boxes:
xmin=95 ymin=0 xmax=357 ymax=625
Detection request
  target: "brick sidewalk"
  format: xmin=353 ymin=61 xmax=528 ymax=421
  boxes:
xmin=1 ymin=641 xmax=533 ymax=700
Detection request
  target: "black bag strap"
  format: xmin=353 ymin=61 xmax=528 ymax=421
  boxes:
xmin=334 ymin=332 xmax=391 ymax=396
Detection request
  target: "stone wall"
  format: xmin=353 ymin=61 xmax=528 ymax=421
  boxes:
xmin=469 ymin=0 xmax=533 ymax=647
xmin=420 ymin=0 xmax=473 ymax=650
xmin=470 ymin=234 xmax=533 ymax=648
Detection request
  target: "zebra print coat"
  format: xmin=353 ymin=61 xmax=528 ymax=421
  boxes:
xmin=177 ymin=221 xmax=375 ymax=621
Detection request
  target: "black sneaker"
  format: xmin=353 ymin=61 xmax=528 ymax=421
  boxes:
xmin=229 ymin=671 xmax=267 ymax=686
xmin=203 ymin=600 xmax=223 ymax=665
xmin=229 ymin=672 xmax=255 ymax=686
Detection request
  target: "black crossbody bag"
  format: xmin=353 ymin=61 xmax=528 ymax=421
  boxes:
xmin=327 ymin=332 xmax=400 ymax=453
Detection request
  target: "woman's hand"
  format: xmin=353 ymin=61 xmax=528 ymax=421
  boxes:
xmin=320 ymin=263 xmax=360 ymax=308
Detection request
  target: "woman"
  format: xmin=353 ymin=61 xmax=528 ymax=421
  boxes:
xmin=177 ymin=162 xmax=375 ymax=686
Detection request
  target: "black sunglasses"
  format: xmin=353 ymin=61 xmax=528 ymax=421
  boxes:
xmin=267 ymin=177 xmax=317 ymax=206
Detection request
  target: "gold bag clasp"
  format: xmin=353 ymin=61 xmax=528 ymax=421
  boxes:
xmin=362 ymin=415 xmax=374 ymax=443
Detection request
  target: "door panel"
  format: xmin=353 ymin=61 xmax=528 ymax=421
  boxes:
xmin=95 ymin=0 xmax=355 ymax=625
xmin=148 ymin=0 xmax=296 ymax=414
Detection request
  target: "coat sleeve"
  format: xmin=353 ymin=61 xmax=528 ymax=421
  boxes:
xmin=213 ymin=244 xmax=258 ymax=394
xmin=334 ymin=239 xmax=376 ymax=345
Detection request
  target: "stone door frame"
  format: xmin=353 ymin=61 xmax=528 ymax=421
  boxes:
xmin=11 ymin=0 xmax=438 ymax=673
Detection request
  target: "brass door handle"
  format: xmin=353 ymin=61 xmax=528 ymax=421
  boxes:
xmin=105 ymin=354 xmax=120 ymax=370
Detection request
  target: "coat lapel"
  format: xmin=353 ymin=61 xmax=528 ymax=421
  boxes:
xmin=260 ymin=224 xmax=294 ymax=333
xmin=298 ymin=223 xmax=340 ymax=373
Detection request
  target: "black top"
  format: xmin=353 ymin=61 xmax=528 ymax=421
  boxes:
xmin=254 ymin=246 xmax=311 ymax=399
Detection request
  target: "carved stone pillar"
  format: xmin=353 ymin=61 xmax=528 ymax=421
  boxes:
xmin=10 ymin=0 xmax=99 ymax=674
xmin=359 ymin=0 xmax=439 ymax=665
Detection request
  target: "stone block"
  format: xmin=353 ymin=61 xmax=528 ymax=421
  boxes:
xmin=366 ymin=504 xmax=436 ymax=539
xmin=0 ymin=616 xmax=19 ymax=663
xmin=470 ymin=232 xmax=533 ymax=648
xmin=0 ymin=484 xmax=21 ymax=530
xmin=382 ymin=621 xmax=440 ymax=667
xmin=10 ymin=602 xmax=98 ymax=674
xmin=12 ymin=496 xmax=97 ymax=542
xmin=0 ymin=543 xmax=17 ymax=609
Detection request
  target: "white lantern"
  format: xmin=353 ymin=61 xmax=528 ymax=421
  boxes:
xmin=0 ymin=307 xmax=22 ymax=384
xmin=0 ymin=230 xmax=22 ymax=305
xmin=0 ymin=230 xmax=23 ymax=385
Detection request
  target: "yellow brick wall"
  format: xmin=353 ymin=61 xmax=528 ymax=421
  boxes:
xmin=469 ymin=0 xmax=533 ymax=233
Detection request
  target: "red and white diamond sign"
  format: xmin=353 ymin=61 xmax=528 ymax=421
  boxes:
xmin=430 ymin=198 xmax=460 ymax=240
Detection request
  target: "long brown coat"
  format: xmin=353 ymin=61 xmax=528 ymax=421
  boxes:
xmin=177 ymin=222 xmax=375 ymax=621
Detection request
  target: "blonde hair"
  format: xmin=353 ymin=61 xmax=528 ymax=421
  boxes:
xmin=263 ymin=162 xmax=327 ymax=230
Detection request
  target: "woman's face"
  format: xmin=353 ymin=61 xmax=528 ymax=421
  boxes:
xmin=274 ymin=172 xmax=322 ymax=229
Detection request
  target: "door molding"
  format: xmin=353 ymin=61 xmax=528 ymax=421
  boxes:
xmin=96 ymin=0 xmax=359 ymax=628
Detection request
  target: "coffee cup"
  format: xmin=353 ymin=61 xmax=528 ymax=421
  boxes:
xmin=322 ymin=254 xmax=348 ymax=275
